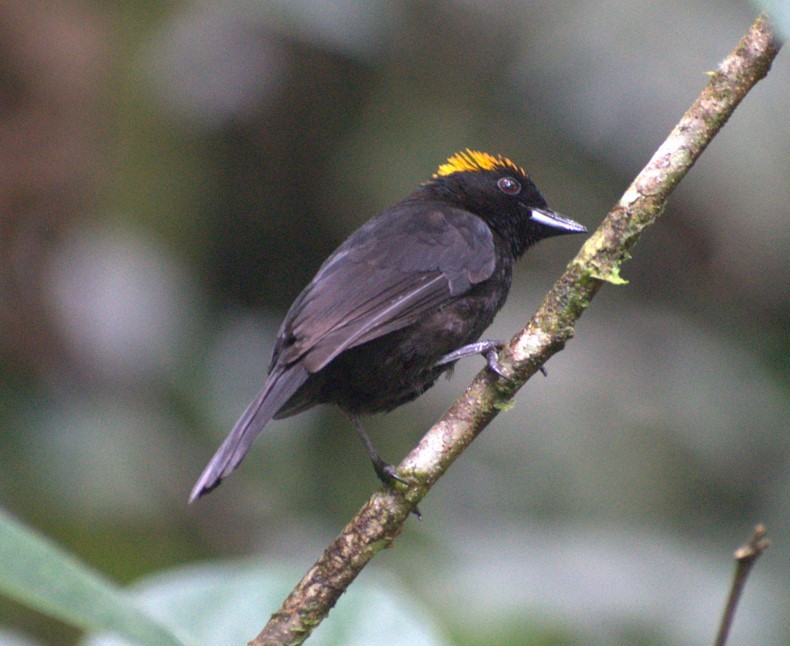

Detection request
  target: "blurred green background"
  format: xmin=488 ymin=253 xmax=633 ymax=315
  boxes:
xmin=0 ymin=1 xmax=787 ymax=644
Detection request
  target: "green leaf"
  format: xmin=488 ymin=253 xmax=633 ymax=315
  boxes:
xmin=493 ymin=399 xmax=515 ymax=412
xmin=85 ymin=561 xmax=451 ymax=646
xmin=590 ymin=263 xmax=629 ymax=285
xmin=0 ymin=508 xmax=182 ymax=645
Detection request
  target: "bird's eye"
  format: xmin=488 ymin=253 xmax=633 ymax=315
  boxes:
xmin=497 ymin=176 xmax=521 ymax=195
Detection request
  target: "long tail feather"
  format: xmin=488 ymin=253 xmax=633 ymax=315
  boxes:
xmin=188 ymin=365 xmax=309 ymax=502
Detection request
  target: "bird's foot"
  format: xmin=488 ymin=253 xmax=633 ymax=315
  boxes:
xmin=372 ymin=460 xmax=422 ymax=519
xmin=372 ymin=458 xmax=408 ymax=487
xmin=351 ymin=414 xmax=421 ymax=518
xmin=436 ymin=339 xmax=512 ymax=381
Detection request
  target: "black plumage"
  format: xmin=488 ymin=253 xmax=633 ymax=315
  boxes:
xmin=190 ymin=150 xmax=586 ymax=502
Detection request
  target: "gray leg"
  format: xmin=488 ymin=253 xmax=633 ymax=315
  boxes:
xmin=436 ymin=339 xmax=510 ymax=379
xmin=350 ymin=415 xmax=421 ymax=519
xmin=437 ymin=340 xmax=549 ymax=378
xmin=350 ymin=415 xmax=407 ymax=485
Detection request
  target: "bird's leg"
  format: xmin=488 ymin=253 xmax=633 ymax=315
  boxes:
xmin=350 ymin=415 xmax=422 ymax=519
xmin=437 ymin=340 xmax=549 ymax=379
xmin=350 ymin=415 xmax=408 ymax=486
xmin=435 ymin=339 xmax=511 ymax=379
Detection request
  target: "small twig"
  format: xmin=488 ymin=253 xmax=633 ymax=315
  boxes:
xmin=251 ymin=15 xmax=781 ymax=646
xmin=713 ymin=524 xmax=772 ymax=646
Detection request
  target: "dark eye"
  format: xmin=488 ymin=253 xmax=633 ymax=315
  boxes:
xmin=497 ymin=176 xmax=521 ymax=195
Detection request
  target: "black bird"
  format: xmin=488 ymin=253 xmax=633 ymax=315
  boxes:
xmin=190 ymin=150 xmax=586 ymax=502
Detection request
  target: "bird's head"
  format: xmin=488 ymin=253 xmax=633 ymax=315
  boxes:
xmin=425 ymin=149 xmax=587 ymax=256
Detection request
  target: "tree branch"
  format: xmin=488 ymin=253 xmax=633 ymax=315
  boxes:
xmin=714 ymin=524 xmax=772 ymax=646
xmin=251 ymin=14 xmax=781 ymax=645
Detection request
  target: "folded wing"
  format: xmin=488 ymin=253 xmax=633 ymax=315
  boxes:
xmin=189 ymin=206 xmax=496 ymax=501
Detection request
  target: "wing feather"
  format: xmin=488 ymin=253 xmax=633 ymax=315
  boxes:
xmin=190 ymin=204 xmax=497 ymax=500
xmin=276 ymin=205 xmax=497 ymax=373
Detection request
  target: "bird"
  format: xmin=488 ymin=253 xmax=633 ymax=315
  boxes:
xmin=189 ymin=150 xmax=586 ymax=502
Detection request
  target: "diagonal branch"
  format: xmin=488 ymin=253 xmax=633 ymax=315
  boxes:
xmin=251 ymin=14 xmax=781 ymax=646
xmin=714 ymin=524 xmax=772 ymax=646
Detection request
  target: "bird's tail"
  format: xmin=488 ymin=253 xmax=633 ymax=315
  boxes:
xmin=188 ymin=365 xmax=309 ymax=502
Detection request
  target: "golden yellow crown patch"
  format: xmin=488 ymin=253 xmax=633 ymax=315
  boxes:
xmin=434 ymin=149 xmax=526 ymax=178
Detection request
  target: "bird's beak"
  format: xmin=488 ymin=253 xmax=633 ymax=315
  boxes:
xmin=530 ymin=207 xmax=587 ymax=235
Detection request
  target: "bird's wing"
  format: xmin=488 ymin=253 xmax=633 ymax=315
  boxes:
xmin=189 ymin=205 xmax=496 ymax=502
xmin=274 ymin=205 xmax=497 ymax=373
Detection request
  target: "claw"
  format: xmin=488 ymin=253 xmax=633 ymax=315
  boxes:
xmin=374 ymin=462 xmax=409 ymax=487
xmin=483 ymin=347 xmax=513 ymax=381
xmin=351 ymin=415 xmax=420 ymax=517
xmin=372 ymin=462 xmax=422 ymax=518
xmin=436 ymin=339 xmax=512 ymax=380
